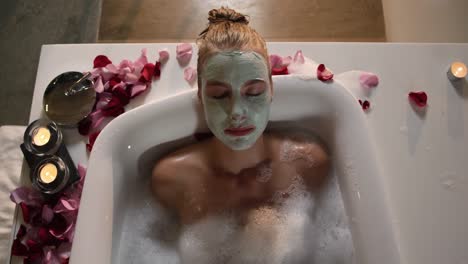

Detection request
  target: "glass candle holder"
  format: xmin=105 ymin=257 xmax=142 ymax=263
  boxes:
xmin=32 ymin=156 xmax=70 ymax=194
xmin=23 ymin=119 xmax=62 ymax=156
xmin=447 ymin=61 xmax=467 ymax=81
xmin=21 ymin=119 xmax=79 ymax=195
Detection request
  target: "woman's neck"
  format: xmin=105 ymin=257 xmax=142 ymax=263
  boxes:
xmin=211 ymin=135 xmax=267 ymax=175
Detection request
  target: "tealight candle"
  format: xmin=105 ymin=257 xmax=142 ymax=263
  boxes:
xmin=22 ymin=119 xmax=79 ymax=195
xmin=447 ymin=61 xmax=467 ymax=81
xmin=32 ymin=126 xmax=51 ymax=146
xmin=39 ymin=163 xmax=58 ymax=184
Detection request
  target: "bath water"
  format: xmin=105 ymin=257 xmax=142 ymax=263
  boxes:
xmin=116 ymin=139 xmax=355 ymax=264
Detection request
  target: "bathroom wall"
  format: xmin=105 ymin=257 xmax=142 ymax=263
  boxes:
xmin=98 ymin=0 xmax=386 ymax=42
xmin=382 ymin=0 xmax=468 ymax=42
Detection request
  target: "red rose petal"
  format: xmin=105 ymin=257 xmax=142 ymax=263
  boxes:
xmin=26 ymin=239 xmax=41 ymax=253
xmin=11 ymin=239 xmax=28 ymax=256
xmin=86 ymin=131 xmax=101 ymax=152
xmin=154 ymin=61 xmax=161 ymax=79
xmin=109 ymin=76 xmax=122 ymax=89
xmin=38 ymin=227 xmax=53 ymax=244
xmin=93 ymin=55 xmax=112 ymax=68
xmin=317 ymin=64 xmax=334 ymax=82
xmin=101 ymin=104 xmax=124 ymax=117
xmin=112 ymin=86 xmax=130 ymax=106
xmin=78 ymin=116 xmax=92 ymax=135
xmin=49 ymin=214 xmax=71 ymax=240
xmin=139 ymin=63 xmax=155 ymax=82
xmin=17 ymin=224 xmax=27 ymax=239
xmin=408 ymin=91 xmax=427 ymax=107
xmin=358 ymin=99 xmax=371 ymax=111
xmin=25 ymin=252 xmax=42 ymax=263
xmin=272 ymin=66 xmax=289 ymax=75
xmin=20 ymin=202 xmax=31 ymax=224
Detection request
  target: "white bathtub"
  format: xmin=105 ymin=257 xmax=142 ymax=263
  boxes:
xmin=70 ymin=75 xmax=400 ymax=263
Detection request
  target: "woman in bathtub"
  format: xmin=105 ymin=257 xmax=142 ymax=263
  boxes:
xmin=152 ymin=6 xmax=328 ymax=238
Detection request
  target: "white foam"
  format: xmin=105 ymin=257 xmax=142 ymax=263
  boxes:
xmin=178 ymin=173 xmax=354 ymax=264
xmin=116 ymin=155 xmax=354 ymax=264
xmin=279 ymin=138 xmax=317 ymax=168
xmin=256 ymin=162 xmax=273 ymax=183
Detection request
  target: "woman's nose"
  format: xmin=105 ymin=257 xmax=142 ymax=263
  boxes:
xmin=230 ymin=101 xmax=247 ymax=121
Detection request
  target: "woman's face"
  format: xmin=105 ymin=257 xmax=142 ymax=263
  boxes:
xmin=201 ymin=51 xmax=271 ymax=151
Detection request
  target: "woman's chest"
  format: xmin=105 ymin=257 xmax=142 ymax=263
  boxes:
xmin=182 ymin=160 xmax=302 ymax=221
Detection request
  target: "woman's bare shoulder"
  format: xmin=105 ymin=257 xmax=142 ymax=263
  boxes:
xmin=151 ymin=140 xmax=212 ymax=210
xmin=152 ymin=140 xmax=211 ymax=182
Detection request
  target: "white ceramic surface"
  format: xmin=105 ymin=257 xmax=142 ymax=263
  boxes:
xmin=70 ymin=76 xmax=400 ymax=263
xmin=9 ymin=43 xmax=468 ymax=264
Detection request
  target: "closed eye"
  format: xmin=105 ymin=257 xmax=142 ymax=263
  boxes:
xmin=205 ymin=80 xmax=231 ymax=99
xmin=213 ymin=91 xmax=230 ymax=99
xmin=243 ymin=79 xmax=267 ymax=97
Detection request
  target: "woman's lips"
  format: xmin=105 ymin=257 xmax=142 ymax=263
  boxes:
xmin=224 ymin=126 xmax=255 ymax=136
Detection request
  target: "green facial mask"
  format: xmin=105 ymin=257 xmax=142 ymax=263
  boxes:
xmin=201 ymin=51 xmax=271 ymax=151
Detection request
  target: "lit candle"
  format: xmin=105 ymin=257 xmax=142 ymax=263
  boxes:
xmin=448 ymin=62 xmax=467 ymax=81
xmin=39 ymin=163 xmax=58 ymax=184
xmin=32 ymin=127 xmax=51 ymax=146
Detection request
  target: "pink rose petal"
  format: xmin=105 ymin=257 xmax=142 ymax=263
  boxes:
xmin=360 ymin=72 xmax=379 ymax=89
xmin=317 ymin=64 xmax=334 ymax=82
xmin=95 ymin=92 xmax=113 ymax=110
xmin=134 ymin=48 xmax=149 ymax=67
xmin=293 ymin=50 xmax=305 ymax=64
xmin=408 ymin=91 xmax=427 ymax=107
xmin=94 ymin=76 xmax=104 ymax=93
xmin=184 ymin=67 xmax=197 ymax=85
xmin=119 ymin=59 xmax=134 ymax=70
xmin=10 ymin=186 xmax=43 ymax=206
xmin=130 ymin=83 xmax=148 ymax=98
xmin=159 ymin=49 xmax=170 ymax=64
xmin=41 ymin=205 xmax=54 ymax=224
xmin=176 ymin=43 xmax=193 ymax=66
xmin=282 ymin=56 xmax=292 ymax=66
xmin=54 ymin=199 xmax=78 ymax=213
xmin=105 ymin=63 xmax=119 ymax=74
xmin=125 ymin=72 xmax=139 ymax=83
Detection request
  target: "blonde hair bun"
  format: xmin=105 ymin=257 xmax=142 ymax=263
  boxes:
xmin=208 ymin=7 xmax=249 ymax=25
